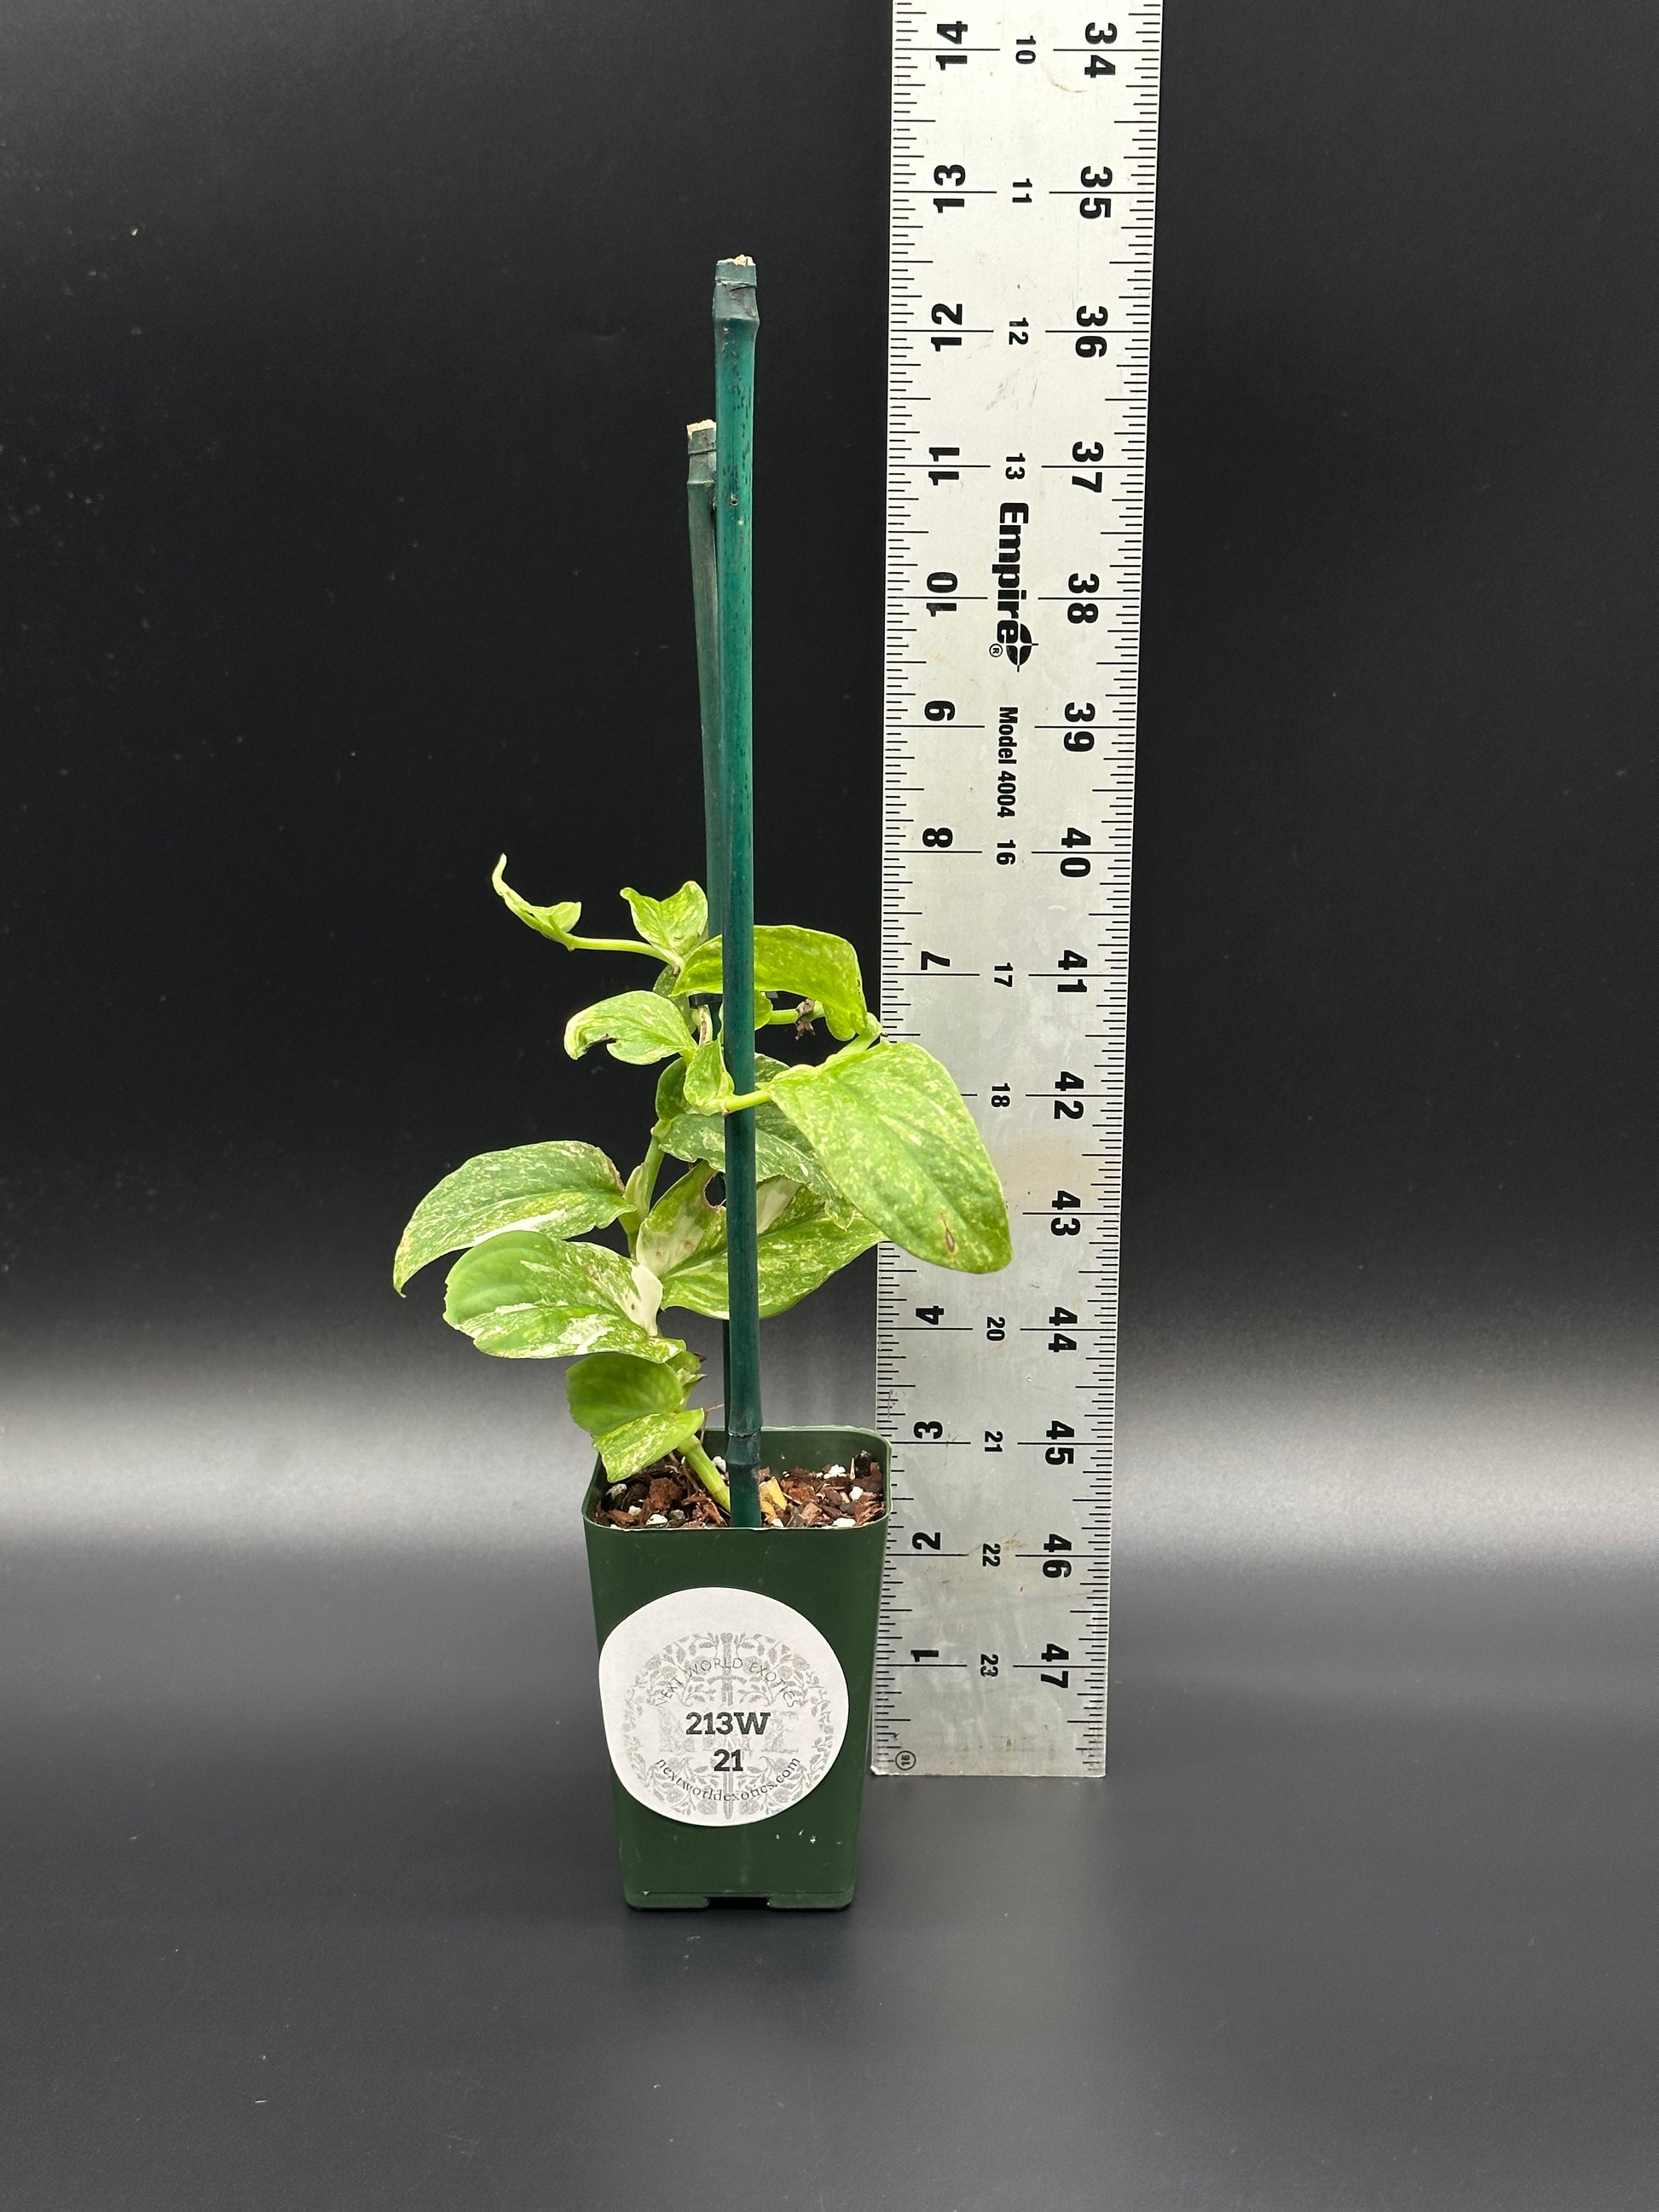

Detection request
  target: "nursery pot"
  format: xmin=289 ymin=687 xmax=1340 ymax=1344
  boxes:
xmin=582 ymin=1425 xmax=889 ymax=1909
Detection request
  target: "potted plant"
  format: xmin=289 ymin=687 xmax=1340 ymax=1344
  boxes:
xmin=395 ymin=258 xmax=1010 ymax=1908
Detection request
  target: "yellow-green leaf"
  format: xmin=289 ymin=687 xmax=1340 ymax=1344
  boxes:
xmin=444 ymin=1231 xmax=677 ymax=1360
xmin=594 ymin=1408 xmax=706 ymax=1481
xmin=769 ymin=1042 xmax=1011 ymax=1273
xmin=636 ymin=1164 xmax=724 ymax=1279
xmin=658 ymin=1191 xmax=882 ymax=1320
xmin=564 ymin=990 xmax=696 ymax=1065
xmin=683 ymin=1034 xmax=734 ymax=1112
xmin=567 ymin=1352 xmax=690 ymax=1441
xmin=676 ymin=927 xmax=870 ymax=1040
xmin=658 ymin=1108 xmax=838 ymax=1199
xmin=493 ymin=857 xmax=580 ymax=942
xmin=394 ymin=1141 xmax=624 ymax=1291
xmin=621 ymin=882 xmax=708 ymax=961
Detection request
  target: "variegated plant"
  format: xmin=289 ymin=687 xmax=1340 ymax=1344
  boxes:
xmin=396 ymin=860 xmax=1011 ymax=1511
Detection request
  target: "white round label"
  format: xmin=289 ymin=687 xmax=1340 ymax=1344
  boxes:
xmin=598 ymin=1586 xmax=849 ymax=1828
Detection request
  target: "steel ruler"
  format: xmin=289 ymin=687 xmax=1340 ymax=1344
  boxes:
xmin=872 ymin=0 xmax=1160 ymax=1776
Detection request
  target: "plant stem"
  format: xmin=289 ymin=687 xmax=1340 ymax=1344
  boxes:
xmin=682 ymin=1435 xmax=731 ymax=1514
xmin=559 ymin=932 xmax=674 ymax=963
xmin=713 ymin=255 xmax=763 ymax=1529
xmin=635 ymin=1136 xmax=663 ymax=1215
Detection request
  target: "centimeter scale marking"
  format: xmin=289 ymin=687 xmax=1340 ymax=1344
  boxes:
xmin=873 ymin=0 xmax=1161 ymax=1776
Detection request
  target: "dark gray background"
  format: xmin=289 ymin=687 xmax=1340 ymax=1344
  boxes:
xmin=4 ymin=0 xmax=1658 ymax=2205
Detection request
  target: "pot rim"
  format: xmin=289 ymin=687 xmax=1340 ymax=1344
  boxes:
xmin=582 ymin=1423 xmax=891 ymax=1535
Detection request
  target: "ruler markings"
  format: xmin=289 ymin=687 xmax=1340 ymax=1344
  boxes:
xmin=874 ymin=0 xmax=1160 ymax=1779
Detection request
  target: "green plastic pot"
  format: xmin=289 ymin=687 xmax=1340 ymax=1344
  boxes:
xmin=582 ymin=1425 xmax=889 ymax=1910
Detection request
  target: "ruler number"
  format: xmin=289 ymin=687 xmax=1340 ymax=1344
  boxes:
xmin=1064 ymin=701 xmax=1095 ymax=750
xmin=982 ymin=1542 xmax=1001 ymax=1566
xmin=934 ymin=19 xmax=968 ymax=67
xmin=1076 ymin=304 xmax=1110 ymax=367
xmin=1078 ymin=165 xmax=1113 ymax=222
xmin=1049 ymin=1305 xmax=1078 ymax=1353
xmin=1066 ymin=573 xmax=1099 ymax=624
xmin=1055 ymin=1069 xmax=1085 ymax=1120
xmin=1050 ymin=1188 xmax=1082 ymax=1238
xmin=933 ymin=163 xmax=968 ymax=212
xmin=922 ymin=825 xmax=954 ymax=847
xmin=1084 ymin=21 xmax=1118 ymax=79
xmin=925 ymin=571 xmax=957 ymax=615
xmin=1057 ymin=948 xmax=1089 ymax=992
xmin=929 ymin=303 xmax=964 ymax=354
xmin=925 ymin=697 xmax=956 ymax=721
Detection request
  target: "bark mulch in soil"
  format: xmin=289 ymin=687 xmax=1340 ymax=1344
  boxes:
xmin=592 ymin=1449 xmax=885 ymax=1531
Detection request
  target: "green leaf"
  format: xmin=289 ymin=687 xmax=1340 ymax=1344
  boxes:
xmin=619 ymin=1157 xmax=653 ymax=1235
xmin=769 ymin=1042 xmax=1011 ymax=1273
xmin=444 ymin=1230 xmax=679 ymax=1360
xmin=655 ymin=1057 xmax=688 ymax=1122
xmin=754 ymin=1174 xmax=801 ymax=1234
xmin=659 ymin=1190 xmax=882 ymax=1320
xmin=656 ymin=1053 xmax=838 ymax=1193
xmin=676 ymin=927 xmax=870 ymax=1041
xmin=493 ymin=857 xmax=580 ymax=942
xmin=567 ymin=1352 xmax=690 ymax=1442
xmin=658 ymin=1108 xmax=838 ymax=1200
xmin=394 ymin=1141 xmax=624 ymax=1292
xmin=683 ymin=1034 xmax=733 ymax=1112
xmin=593 ymin=1408 xmax=707 ymax=1482
xmin=621 ymin=882 xmax=708 ymax=962
xmin=636 ymin=1164 xmax=724 ymax=1279
xmin=564 ymin=990 xmax=695 ymax=1066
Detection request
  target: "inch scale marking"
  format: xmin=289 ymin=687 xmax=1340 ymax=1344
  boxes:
xmin=874 ymin=1 xmax=1160 ymax=1776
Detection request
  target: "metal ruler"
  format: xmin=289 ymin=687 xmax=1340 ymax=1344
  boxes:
xmin=873 ymin=0 xmax=1160 ymax=1776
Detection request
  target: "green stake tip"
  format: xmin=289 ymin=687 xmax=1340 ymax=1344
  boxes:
xmin=714 ymin=259 xmax=759 ymax=321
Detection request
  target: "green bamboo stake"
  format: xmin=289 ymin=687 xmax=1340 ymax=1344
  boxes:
xmin=713 ymin=256 xmax=762 ymax=1528
xmin=685 ymin=420 xmax=725 ymax=940
xmin=685 ymin=417 xmax=732 ymax=1443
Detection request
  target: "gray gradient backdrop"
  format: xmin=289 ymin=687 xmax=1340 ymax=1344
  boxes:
xmin=4 ymin=0 xmax=1659 ymax=2206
